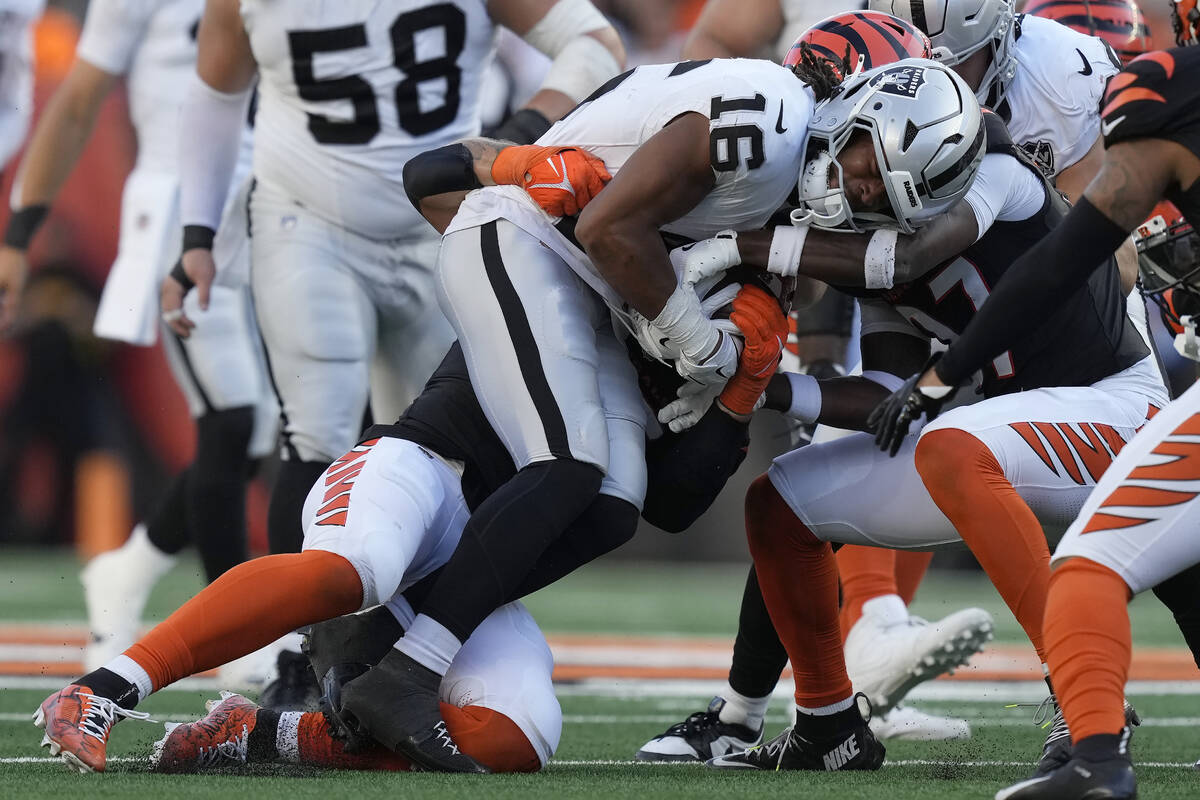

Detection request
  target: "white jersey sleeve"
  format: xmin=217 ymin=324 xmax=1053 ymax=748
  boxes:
xmin=961 ymin=153 xmax=1046 ymax=239
xmin=0 ymin=0 xmax=44 ymax=167
xmin=76 ymin=0 xmax=156 ymax=76
xmin=1002 ymin=15 xmax=1118 ymax=177
xmin=241 ymin=0 xmax=497 ymax=240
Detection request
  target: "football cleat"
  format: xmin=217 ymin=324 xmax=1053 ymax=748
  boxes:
xmin=707 ymin=695 xmax=884 ymax=772
xmin=635 ymin=697 xmax=764 ymax=761
xmin=259 ymin=649 xmax=322 ymax=712
xmin=336 ymin=649 xmax=488 ymax=773
xmin=80 ymin=524 xmax=177 ymax=672
xmin=870 ymin=704 xmax=971 ymax=741
xmin=1031 ymin=697 xmax=1141 ymax=776
xmin=33 ymin=684 xmax=151 ymax=773
xmin=151 ymin=692 xmax=258 ymax=773
xmin=997 ymin=730 xmax=1137 ymax=800
xmin=845 ymin=600 xmax=994 ymax=713
xmin=303 ymin=606 xmax=402 ymax=693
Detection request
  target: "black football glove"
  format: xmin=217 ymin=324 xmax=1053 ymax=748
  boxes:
xmin=867 ymin=354 xmax=958 ymax=457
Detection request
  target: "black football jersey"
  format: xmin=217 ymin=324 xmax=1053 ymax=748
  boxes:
xmin=1101 ymin=47 xmax=1200 ymax=229
xmin=863 ymin=112 xmax=1149 ymax=397
xmin=364 ymin=343 xmax=516 ymax=512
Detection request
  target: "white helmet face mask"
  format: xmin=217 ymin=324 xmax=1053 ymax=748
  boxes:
xmin=869 ymin=0 xmax=1018 ymax=106
xmin=793 ymin=59 xmax=986 ymax=235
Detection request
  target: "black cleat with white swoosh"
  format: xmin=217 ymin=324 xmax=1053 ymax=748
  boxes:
xmin=706 ymin=694 xmax=884 ymax=771
xmin=996 ymin=730 xmax=1136 ymax=800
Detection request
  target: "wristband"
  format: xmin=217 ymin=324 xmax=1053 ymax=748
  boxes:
xmin=170 ymin=260 xmax=195 ymax=292
xmin=402 ymin=143 xmax=482 ymax=210
xmin=864 ymin=229 xmax=898 ymax=289
xmin=861 ymin=369 xmax=905 ymax=393
xmin=785 ymin=372 xmax=822 ymax=423
xmin=3 ymin=205 xmax=49 ymax=250
xmin=182 ymin=224 xmax=216 ymax=252
xmin=767 ymin=225 xmax=808 ymax=278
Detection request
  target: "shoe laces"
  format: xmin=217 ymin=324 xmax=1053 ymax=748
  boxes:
xmin=1005 ymin=695 xmax=1070 ymax=744
xmin=77 ymin=691 xmax=151 ymax=743
xmin=664 ymin=710 xmax=722 ymax=738
xmin=195 ymin=723 xmax=249 ymax=768
xmin=432 ymin=720 xmax=461 ymax=756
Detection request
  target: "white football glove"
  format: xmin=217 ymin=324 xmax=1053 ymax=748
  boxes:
xmin=657 ymin=382 xmax=720 ymax=434
xmin=673 ymin=317 xmax=741 ymax=388
xmin=630 ymin=280 xmax=743 ymax=364
xmin=670 ymin=230 xmax=741 ymax=288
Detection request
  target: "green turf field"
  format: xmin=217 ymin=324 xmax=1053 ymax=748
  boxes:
xmin=2 ymin=549 xmax=1198 ymax=798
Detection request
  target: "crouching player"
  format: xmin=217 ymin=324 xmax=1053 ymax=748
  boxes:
xmin=872 ymin=44 xmax=1200 ymax=800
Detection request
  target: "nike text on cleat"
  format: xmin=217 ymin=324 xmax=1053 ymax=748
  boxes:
xmin=706 ymin=695 xmax=884 ymax=772
xmin=34 ymin=684 xmax=152 ymax=773
xmin=337 ymin=649 xmax=488 ymax=773
xmin=151 ymin=692 xmax=258 ymax=773
xmin=844 ymin=602 xmax=994 ymax=713
xmin=635 ymin=697 xmax=763 ymax=761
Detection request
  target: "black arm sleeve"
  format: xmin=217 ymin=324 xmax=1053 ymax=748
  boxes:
xmin=642 ymin=404 xmax=750 ymax=533
xmin=401 ymin=143 xmax=483 ymax=211
xmin=936 ymin=196 xmax=1131 ymax=386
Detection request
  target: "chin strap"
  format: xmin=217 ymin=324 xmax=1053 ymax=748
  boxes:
xmin=1174 ymin=315 xmax=1200 ymax=361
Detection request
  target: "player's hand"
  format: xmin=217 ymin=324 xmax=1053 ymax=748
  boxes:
xmin=719 ymin=285 xmax=788 ymax=417
xmin=491 ymin=145 xmax=611 ymax=217
xmin=867 ymin=356 xmax=957 ymax=456
xmin=0 ymin=246 xmax=29 ymax=333
xmin=670 ymin=231 xmax=741 ymax=289
xmin=674 ymin=317 xmax=740 ymax=388
xmin=160 ymin=248 xmax=216 ymax=338
xmin=658 ymin=382 xmax=721 ymax=433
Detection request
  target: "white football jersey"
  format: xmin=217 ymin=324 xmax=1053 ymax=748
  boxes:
xmin=1002 ymin=14 xmax=1118 ymax=177
xmin=241 ymin=0 xmax=497 ymax=240
xmin=448 ymin=58 xmax=812 ymax=308
xmin=0 ymin=0 xmax=45 ymax=166
xmin=775 ymin=0 xmax=864 ymax=61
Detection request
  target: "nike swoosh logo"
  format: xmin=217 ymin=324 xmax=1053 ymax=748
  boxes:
xmin=526 ymin=154 xmax=574 ymax=193
xmin=1076 ymin=49 xmax=1093 ymax=76
xmin=1100 ymin=115 xmax=1126 ymax=138
xmin=775 ymin=102 xmax=787 ymax=134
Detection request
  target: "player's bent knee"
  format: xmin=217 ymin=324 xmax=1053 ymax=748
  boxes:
xmin=745 ymin=474 xmax=816 ymax=551
xmin=914 ymin=428 xmax=992 ymax=486
xmin=1049 ymin=557 xmax=1133 ymax=601
xmin=441 ymin=704 xmax=544 ymax=773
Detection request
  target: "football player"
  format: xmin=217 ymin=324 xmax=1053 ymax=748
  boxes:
xmin=873 ymin=44 xmax=1200 ymax=800
xmin=166 ymin=0 xmax=624 ymax=704
xmin=30 ymin=269 xmax=787 ymax=774
xmin=637 ymin=12 xmax=991 ymax=758
xmin=0 ymin=0 xmax=42 ymax=176
xmin=1023 ymin=0 xmax=1151 ymax=64
xmin=0 ymin=0 xmax=278 ymax=671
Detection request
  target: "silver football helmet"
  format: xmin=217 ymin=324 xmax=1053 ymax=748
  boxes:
xmin=869 ymin=0 xmax=1018 ymax=106
xmin=793 ymin=58 xmax=985 ymax=234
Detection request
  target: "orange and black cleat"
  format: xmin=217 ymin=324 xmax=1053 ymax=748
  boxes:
xmin=33 ymin=684 xmax=151 ymax=773
xmin=151 ymin=692 xmax=259 ymax=773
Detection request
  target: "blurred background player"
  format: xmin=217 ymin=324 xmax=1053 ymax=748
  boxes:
xmin=637 ymin=11 xmax=993 ymax=760
xmin=0 ymin=0 xmax=277 ymax=675
xmin=1023 ymin=0 xmax=1151 ymax=63
xmin=167 ymin=0 xmax=624 ymax=705
xmin=0 ymin=1 xmax=44 ymax=175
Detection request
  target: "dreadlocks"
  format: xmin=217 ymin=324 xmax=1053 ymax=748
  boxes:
xmin=789 ymin=42 xmax=849 ymax=102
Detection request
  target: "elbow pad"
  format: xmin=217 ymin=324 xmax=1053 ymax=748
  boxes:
xmin=522 ymin=0 xmax=620 ymax=104
xmin=401 ymin=143 xmax=482 ymax=210
xmin=643 ymin=405 xmax=749 ymax=533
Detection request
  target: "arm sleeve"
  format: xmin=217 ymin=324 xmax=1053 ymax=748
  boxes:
xmin=75 ymin=0 xmax=152 ymax=76
xmin=936 ymin=196 xmax=1131 ymax=386
xmin=179 ymin=75 xmax=253 ymax=232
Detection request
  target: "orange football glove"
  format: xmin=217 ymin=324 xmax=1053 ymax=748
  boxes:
xmin=719 ymin=284 xmax=789 ymax=416
xmin=491 ymin=145 xmax=611 ymax=217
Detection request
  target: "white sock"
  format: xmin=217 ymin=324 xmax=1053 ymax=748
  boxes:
xmin=717 ymin=684 xmax=771 ymax=730
xmin=859 ymin=593 xmax=908 ymax=626
xmin=275 ymin=711 xmax=304 ymax=763
xmin=394 ymin=613 xmax=462 ymax=675
xmin=104 ymin=654 xmax=153 ymax=702
xmin=125 ymin=523 xmax=178 ymax=573
xmin=797 ymin=696 xmax=854 ymax=717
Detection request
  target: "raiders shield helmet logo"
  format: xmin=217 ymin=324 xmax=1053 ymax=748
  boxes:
xmin=1020 ymin=140 xmax=1055 ymax=177
xmin=872 ymin=65 xmax=927 ymax=98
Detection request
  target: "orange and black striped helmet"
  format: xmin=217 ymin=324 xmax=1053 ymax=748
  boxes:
xmin=1023 ymin=0 xmax=1150 ymax=64
xmin=784 ymin=10 xmax=933 ymax=80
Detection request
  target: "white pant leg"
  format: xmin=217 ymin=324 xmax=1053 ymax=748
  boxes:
xmin=596 ymin=329 xmax=649 ymax=509
xmin=365 ymin=234 xmax=456 ymax=422
xmin=1053 ymin=379 xmax=1200 ymax=593
xmin=440 ymin=601 xmax=562 ymax=767
xmin=161 ymin=284 xmax=279 ymax=458
xmin=251 ymin=182 xmax=377 ymax=463
xmin=301 ymin=437 xmax=468 ymax=607
xmin=921 ymin=357 xmax=1163 ymax=536
xmin=437 ymin=219 xmax=612 ymax=470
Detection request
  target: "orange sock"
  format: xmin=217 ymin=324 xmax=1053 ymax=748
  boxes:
xmin=291 ymin=703 xmax=540 ymax=773
xmin=836 ymin=545 xmax=898 ymax=639
xmin=125 ymin=551 xmax=363 ymax=691
xmin=1044 ymin=559 xmax=1132 ymax=740
xmin=745 ymin=474 xmax=851 ymax=709
xmin=895 ymin=550 xmax=933 ymax=606
xmin=916 ymin=429 xmax=1050 ymax=661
